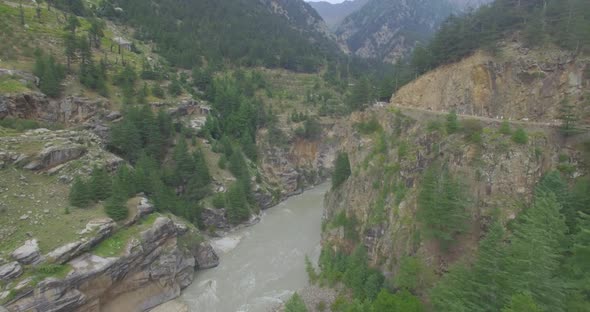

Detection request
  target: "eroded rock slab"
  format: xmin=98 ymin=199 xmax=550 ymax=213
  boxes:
xmin=0 ymin=261 xmax=22 ymax=281
xmin=11 ymin=239 xmax=40 ymax=265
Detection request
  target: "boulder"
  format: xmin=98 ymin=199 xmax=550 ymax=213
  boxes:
xmin=45 ymin=241 xmax=83 ymax=265
xmin=138 ymin=197 xmax=154 ymax=217
xmin=105 ymin=111 xmax=122 ymax=121
xmin=192 ymin=242 xmax=219 ymax=270
xmin=0 ymin=261 xmax=23 ymax=281
xmin=11 ymin=239 xmax=41 ymax=265
xmin=33 ymin=145 xmax=87 ymax=170
xmin=201 ymin=208 xmax=229 ymax=230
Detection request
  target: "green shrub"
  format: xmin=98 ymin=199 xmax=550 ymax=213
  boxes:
xmin=499 ymin=120 xmax=512 ymax=135
xmin=446 ymin=111 xmax=460 ymax=134
xmin=69 ymin=177 xmax=92 ymax=208
xmin=285 ymin=293 xmax=308 ymax=312
xmin=462 ymin=119 xmax=483 ymax=144
xmin=332 ymin=152 xmax=351 ymax=189
xmin=512 ymin=128 xmax=528 ymax=144
xmin=355 ymin=116 xmax=381 ymax=135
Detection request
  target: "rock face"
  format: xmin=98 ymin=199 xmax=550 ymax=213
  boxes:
xmin=322 ymin=104 xmax=581 ymax=276
xmin=192 ymin=242 xmax=220 ymax=270
xmin=25 ymin=145 xmax=87 ymax=170
xmin=11 ymin=239 xmax=41 ymax=265
xmin=45 ymin=218 xmax=115 ymax=264
xmin=0 ymin=262 xmax=23 ymax=281
xmin=5 ymin=217 xmax=210 ymax=312
xmin=0 ymin=92 xmax=107 ymax=124
xmin=335 ymin=0 xmax=453 ymax=63
xmin=258 ymin=129 xmax=338 ymax=202
xmin=391 ymin=44 xmax=589 ymax=122
xmin=335 ymin=0 xmax=491 ymax=63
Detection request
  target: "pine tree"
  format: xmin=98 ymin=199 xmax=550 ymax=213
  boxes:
xmin=504 ymin=191 xmax=567 ymax=311
xmin=469 ymin=223 xmax=509 ymax=312
xmin=446 ymin=111 xmax=460 ymax=134
xmin=104 ymin=185 xmax=129 ymax=221
xmin=501 ymin=293 xmax=542 ymax=312
xmin=114 ymin=165 xmax=136 ymax=197
xmin=227 ymin=182 xmax=249 ymax=224
xmin=285 ymin=293 xmax=308 ymax=312
xmin=332 ymin=152 xmax=351 ymax=189
xmin=417 ymin=164 xmax=468 ymax=249
xmin=69 ymin=177 xmax=91 ymax=208
xmin=558 ymin=99 xmax=579 ymax=137
xmin=89 ymin=166 xmax=112 ymax=201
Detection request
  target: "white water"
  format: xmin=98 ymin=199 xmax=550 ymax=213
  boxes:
xmin=180 ymin=183 xmax=329 ymax=312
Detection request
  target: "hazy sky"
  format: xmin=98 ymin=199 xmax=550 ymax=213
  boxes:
xmin=305 ymin=0 xmax=346 ymax=3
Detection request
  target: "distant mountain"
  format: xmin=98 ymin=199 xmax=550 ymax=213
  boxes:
xmin=115 ymin=0 xmax=341 ymax=71
xmin=308 ymin=0 xmax=369 ymax=29
xmin=335 ymin=0 xmax=492 ymax=63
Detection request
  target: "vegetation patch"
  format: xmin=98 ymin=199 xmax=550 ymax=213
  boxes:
xmin=92 ymin=214 xmax=158 ymax=257
xmin=0 ymin=76 xmax=29 ymax=93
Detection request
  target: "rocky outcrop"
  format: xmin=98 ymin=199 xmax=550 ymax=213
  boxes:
xmin=45 ymin=218 xmax=115 ymax=264
xmin=0 ymin=262 xmax=22 ymax=281
xmin=10 ymin=239 xmax=41 ymax=265
xmin=192 ymin=242 xmax=220 ymax=270
xmin=391 ymin=44 xmax=590 ymax=122
xmin=0 ymin=92 xmax=107 ymax=124
xmin=200 ymin=208 xmax=230 ymax=230
xmin=4 ymin=217 xmax=210 ymax=312
xmin=24 ymin=145 xmax=87 ymax=170
xmin=258 ymin=129 xmax=337 ymax=201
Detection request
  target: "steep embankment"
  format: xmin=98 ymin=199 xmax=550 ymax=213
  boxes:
xmin=322 ymin=45 xmax=589 ymax=280
xmin=391 ymin=43 xmax=590 ymax=122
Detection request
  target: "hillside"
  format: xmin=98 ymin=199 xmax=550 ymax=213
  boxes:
xmin=308 ymin=0 xmax=368 ymax=29
xmin=335 ymin=0 xmax=492 ymax=63
xmin=113 ymin=0 xmax=341 ymax=71
xmin=335 ymin=0 xmax=455 ymax=63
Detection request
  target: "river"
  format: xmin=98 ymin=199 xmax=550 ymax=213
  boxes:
xmin=180 ymin=183 xmax=329 ymax=312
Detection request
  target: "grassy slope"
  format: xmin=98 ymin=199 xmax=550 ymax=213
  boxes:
xmin=0 ymin=0 xmax=187 ymax=107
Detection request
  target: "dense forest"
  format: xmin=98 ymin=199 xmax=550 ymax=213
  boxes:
xmin=409 ymin=0 xmax=590 ymax=75
xmin=96 ymin=0 xmax=339 ymax=72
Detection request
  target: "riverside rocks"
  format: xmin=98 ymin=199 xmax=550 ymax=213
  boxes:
xmin=5 ymin=217 xmax=213 ymax=312
xmin=192 ymin=242 xmax=220 ymax=270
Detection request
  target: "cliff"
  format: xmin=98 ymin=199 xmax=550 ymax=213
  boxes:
xmin=322 ymin=45 xmax=589 ymax=279
xmin=2 ymin=215 xmax=217 ymax=312
xmin=391 ymin=43 xmax=590 ymax=122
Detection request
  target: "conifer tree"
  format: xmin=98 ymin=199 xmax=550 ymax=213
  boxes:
xmin=504 ymin=192 xmax=567 ymax=311
xmin=417 ymin=164 xmax=468 ymax=248
xmin=558 ymin=99 xmax=579 ymax=137
xmin=114 ymin=165 xmax=136 ymax=197
xmin=501 ymin=293 xmax=542 ymax=312
xmin=446 ymin=111 xmax=459 ymax=134
xmin=104 ymin=184 xmax=129 ymax=221
xmin=227 ymin=182 xmax=249 ymax=224
xmin=332 ymin=152 xmax=351 ymax=189
xmin=89 ymin=165 xmax=112 ymax=201
xmin=69 ymin=176 xmax=91 ymax=208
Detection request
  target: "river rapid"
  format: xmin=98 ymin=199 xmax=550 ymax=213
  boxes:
xmin=180 ymin=183 xmax=329 ymax=312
